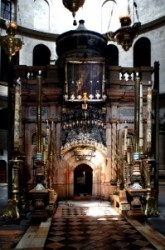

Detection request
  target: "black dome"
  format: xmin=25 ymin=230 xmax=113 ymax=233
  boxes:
xmin=56 ymin=20 xmax=107 ymax=60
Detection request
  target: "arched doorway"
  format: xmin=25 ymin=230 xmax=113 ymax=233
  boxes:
xmin=33 ymin=44 xmax=51 ymax=66
xmin=134 ymin=37 xmax=151 ymax=67
xmin=106 ymin=44 xmax=119 ymax=66
xmin=74 ymin=164 xmax=93 ymax=196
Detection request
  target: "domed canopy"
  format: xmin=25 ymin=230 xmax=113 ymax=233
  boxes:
xmin=56 ymin=20 xmax=107 ymax=60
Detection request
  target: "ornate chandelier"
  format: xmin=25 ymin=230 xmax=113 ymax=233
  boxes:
xmin=105 ymin=1 xmax=141 ymax=51
xmin=106 ymin=15 xmax=141 ymax=51
xmin=0 ymin=0 xmax=23 ymax=61
xmin=62 ymin=0 xmax=85 ymax=25
xmin=0 ymin=21 xmax=23 ymax=60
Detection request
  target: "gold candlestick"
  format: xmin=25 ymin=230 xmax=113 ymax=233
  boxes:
xmin=37 ymin=72 xmax=42 ymax=155
xmin=134 ymin=72 xmax=140 ymax=153
xmin=124 ymin=123 xmax=128 ymax=152
xmin=139 ymin=82 xmax=143 ymax=154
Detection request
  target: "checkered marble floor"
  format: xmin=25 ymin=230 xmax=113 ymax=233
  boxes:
xmin=44 ymin=201 xmax=157 ymax=250
xmin=60 ymin=201 xmax=118 ymax=217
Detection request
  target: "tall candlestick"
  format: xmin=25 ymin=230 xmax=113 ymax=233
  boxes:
xmin=14 ymin=78 xmax=21 ymax=151
xmin=65 ymin=63 xmax=68 ymax=94
xmin=72 ymin=63 xmax=74 ymax=82
xmin=139 ymin=82 xmax=143 ymax=150
xmin=134 ymin=72 xmax=140 ymax=152
xmin=37 ymin=72 xmax=42 ymax=154
xmin=127 ymin=138 xmax=131 ymax=164
xmin=124 ymin=123 xmax=128 ymax=152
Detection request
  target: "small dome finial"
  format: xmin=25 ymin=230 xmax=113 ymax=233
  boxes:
xmin=77 ymin=20 xmax=86 ymax=30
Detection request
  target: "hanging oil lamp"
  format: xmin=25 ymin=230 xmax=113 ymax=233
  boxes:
xmin=105 ymin=0 xmax=141 ymax=51
xmin=62 ymin=0 xmax=85 ymax=25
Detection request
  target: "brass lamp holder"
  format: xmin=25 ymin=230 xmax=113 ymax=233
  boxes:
xmin=106 ymin=16 xmax=141 ymax=51
xmin=0 ymin=21 xmax=23 ymax=61
xmin=0 ymin=154 xmax=23 ymax=221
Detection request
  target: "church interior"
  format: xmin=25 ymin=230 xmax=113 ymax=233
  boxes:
xmin=0 ymin=0 xmax=165 ymax=249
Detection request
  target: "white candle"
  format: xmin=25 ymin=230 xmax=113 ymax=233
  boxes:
xmin=46 ymin=120 xmax=49 ymax=136
xmin=127 ymin=152 xmax=131 ymax=164
xmin=147 ymin=87 xmax=152 ymax=147
xmin=43 ymin=137 xmax=45 ymax=145
xmin=127 ymin=137 xmax=131 ymax=163
xmin=119 ymin=0 xmax=130 ymax=18
xmin=51 ymin=121 xmax=54 ymax=131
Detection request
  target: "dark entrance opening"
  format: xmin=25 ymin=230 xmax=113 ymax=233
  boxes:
xmin=74 ymin=164 xmax=93 ymax=196
xmin=0 ymin=160 xmax=7 ymax=183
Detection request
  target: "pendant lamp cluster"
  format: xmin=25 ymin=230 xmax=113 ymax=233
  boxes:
xmin=62 ymin=0 xmax=141 ymax=51
xmin=106 ymin=14 xmax=141 ymax=51
xmin=0 ymin=0 xmax=23 ymax=61
xmin=105 ymin=1 xmax=141 ymax=51
xmin=0 ymin=0 xmax=142 ymax=60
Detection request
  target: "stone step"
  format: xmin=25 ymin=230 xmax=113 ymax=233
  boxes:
xmin=15 ymin=218 xmax=52 ymax=249
xmin=73 ymin=194 xmax=92 ymax=201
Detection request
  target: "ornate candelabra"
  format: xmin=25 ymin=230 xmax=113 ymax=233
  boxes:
xmin=29 ymin=72 xmax=50 ymax=220
xmin=0 ymin=19 xmax=23 ymax=62
xmin=106 ymin=16 xmax=141 ymax=51
xmin=105 ymin=0 xmax=141 ymax=51
xmin=0 ymin=78 xmax=23 ymax=221
xmin=142 ymin=158 xmax=159 ymax=216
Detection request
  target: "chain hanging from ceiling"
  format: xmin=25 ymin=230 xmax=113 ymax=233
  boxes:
xmin=103 ymin=0 xmax=141 ymax=51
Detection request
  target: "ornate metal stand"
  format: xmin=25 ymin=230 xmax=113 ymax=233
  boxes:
xmin=0 ymin=156 xmax=23 ymax=221
xmin=29 ymin=73 xmax=58 ymax=220
xmin=144 ymin=159 xmax=160 ymax=216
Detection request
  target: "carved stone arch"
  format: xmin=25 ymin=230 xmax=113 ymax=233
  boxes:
xmin=72 ymin=159 xmax=95 ymax=171
xmin=34 ymin=0 xmax=50 ymax=32
xmin=62 ymin=146 xmax=107 ymax=197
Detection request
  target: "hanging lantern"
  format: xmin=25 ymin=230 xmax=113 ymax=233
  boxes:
xmin=0 ymin=0 xmax=23 ymax=61
xmin=62 ymin=0 xmax=85 ymax=25
xmin=0 ymin=21 xmax=23 ymax=61
xmin=105 ymin=1 xmax=141 ymax=51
